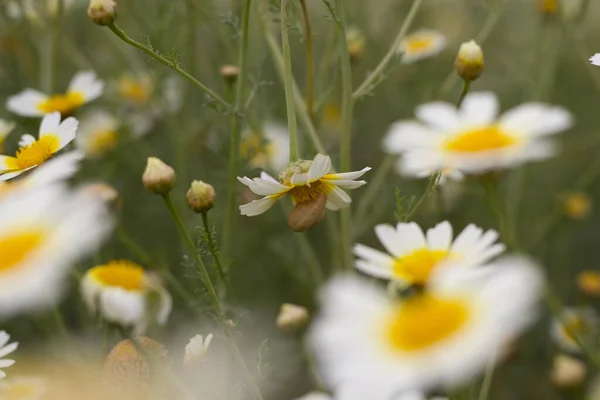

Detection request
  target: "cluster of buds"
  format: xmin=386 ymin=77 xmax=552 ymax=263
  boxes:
xmin=455 ymin=40 xmax=484 ymax=82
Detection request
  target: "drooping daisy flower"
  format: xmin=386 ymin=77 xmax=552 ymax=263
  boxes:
xmin=354 ymin=221 xmax=505 ymax=285
xmin=309 ymin=257 xmax=542 ymax=394
xmin=591 ymin=54 xmax=600 ymax=67
xmin=0 ymin=376 xmax=46 ymax=398
xmin=398 ymin=30 xmax=446 ymax=64
xmin=383 ymin=92 xmax=573 ymax=179
xmin=184 ymin=334 xmax=214 ymax=366
xmin=240 ymin=122 xmax=290 ymax=173
xmin=0 ymin=120 xmax=16 ymax=149
xmin=238 ymin=154 xmax=371 ymax=216
xmin=0 ymin=185 xmax=112 ymax=317
xmin=0 ymin=331 xmax=18 ymax=379
xmin=76 ymin=110 xmax=119 ymax=158
xmin=7 ymin=71 xmax=104 ymax=117
xmin=550 ymin=307 xmax=598 ymax=353
xmin=81 ymin=260 xmax=172 ymax=334
xmin=0 ymin=112 xmax=78 ymax=180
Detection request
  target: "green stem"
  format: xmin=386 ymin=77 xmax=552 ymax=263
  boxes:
xmin=106 ymin=23 xmax=230 ymax=109
xmin=295 ymin=232 xmax=323 ymax=286
xmin=299 ymin=0 xmax=315 ymax=122
xmin=482 ymin=178 xmax=517 ymax=250
xmin=186 ymin=0 xmax=198 ymax=75
xmin=201 ymin=212 xmax=230 ymax=289
xmin=351 ymin=0 xmax=425 ymax=100
xmin=48 ymin=0 xmax=63 ymax=93
xmin=478 ymin=351 xmax=496 ymax=400
xmin=281 ymin=0 xmax=300 ymax=161
xmin=455 ymin=80 xmax=471 ymax=108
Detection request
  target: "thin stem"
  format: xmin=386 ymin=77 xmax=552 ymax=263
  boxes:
xmin=295 ymin=232 xmax=323 ymax=286
xmin=299 ymin=0 xmax=315 ymax=122
xmin=106 ymin=23 xmax=230 ymax=109
xmin=48 ymin=0 xmax=64 ymax=93
xmin=352 ymin=0 xmax=425 ymax=100
xmin=478 ymin=350 xmax=496 ymax=400
xmin=455 ymin=80 xmax=471 ymax=108
xmin=201 ymin=212 xmax=230 ymax=289
xmin=281 ymin=0 xmax=300 ymax=161
xmin=482 ymin=178 xmax=517 ymax=250
xmin=186 ymin=0 xmax=198 ymax=75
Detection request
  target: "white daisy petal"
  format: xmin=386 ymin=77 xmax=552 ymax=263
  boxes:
xmin=426 ymin=221 xmax=453 ymax=251
xmin=68 ymin=71 xmax=104 ymax=102
xmin=55 ymin=117 xmax=79 ymax=150
xmin=321 ymin=179 xmax=366 ymax=189
xmin=0 ymin=156 xmax=18 ymax=173
xmin=0 ymin=360 xmax=15 ymax=368
xmin=393 ymin=222 xmax=427 ymax=255
xmin=0 ymin=342 xmax=17 ymax=359
xmin=325 ymin=185 xmax=351 ymax=210
xmin=308 ymin=154 xmax=332 ymax=182
xmin=451 ymin=224 xmax=483 ymax=253
xmin=459 ymin=92 xmax=499 ymax=127
xmin=18 ymin=134 xmax=37 ymax=147
xmin=383 ymin=121 xmax=435 ymax=153
xmin=591 ymin=54 xmax=600 ymax=66
xmin=416 ymin=102 xmax=461 ymax=131
xmin=240 ymin=196 xmax=280 ymax=216
xmin=6 ymin=89 xmax=48 ymax=117
xmin=323 ymin=167 xmax=372 ymax=181
xmin=0 ymin=169 xmax=29 ymax=181
xmin=39 ymin=112 xmax=61 ymax=137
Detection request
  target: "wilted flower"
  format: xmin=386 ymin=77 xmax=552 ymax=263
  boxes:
xmin=240 ymin=122 xmax=290 ymax=173
xmin=455 ymin=40 xmax=484 ymax=81
xmin=238 ymin=154 xmax=370 ymax=216
xmin=0 ymin=331 xmax=18 ymax=379
xmin=398 ymin=30 xmax=446 ymax=64
xmin=142 ymin=157 xmax=176 ymax=195
xmin=551 ymin=354 xmax=586 ymax=388
xmin=81 ymin=260 xmax=172 ymax=334
xmin=383 ymin=92 xmax=573 ymax=179
xmin=184 ymin=334 xmax=213 ymax=366
xmin=186 ymin=180 xmax=216 ymax=213
xmin=76 ymin=110 xmax=119 ymax=158
xmin=576 ymin=270 xmax=600 ymax=297
xmin=551 ymin=307 xmax=599 ymax=353
xmin=309 ymin=258 xmax=542 ymax=393
xmin=0 ymin=113 xmax=78 ymax=181
xmin=354 ymin=221 xmax=505 ymax=285
xmin=7 ymin=71 xmax=104 ymax=117
xmin=276 ymin=303 xmax=309 ymax=331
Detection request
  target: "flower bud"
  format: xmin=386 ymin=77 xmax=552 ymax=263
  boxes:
xmin=88 ymin=0 xmax=117 ymax=26
xmin=552 ymin=354 xmax=586 ymax=388
xmin=276 ymin=303 xmax=309 ymax=331
xmin=186 ymin=180 xmax=216 ymax=213
xmin=288 ymin=192 xmax=327 ymax=232
xmin=455 ymin=40 xmax=484 ymax=82
xmin=577 ymin=271 xmax=600 ymax=297
xmin=220 ymin=65 xmax=240 ymax=84
xmin=81 ymin=183 xmax=121 ymax=211
xmin=346 ymin=27 xmax=365 ymax=63
xmin=142 ymin=157 xmax=176 ymax=195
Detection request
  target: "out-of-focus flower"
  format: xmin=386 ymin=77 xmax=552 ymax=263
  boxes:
xmin=354 ymin=221 xmax=504 ymax=285
xmin=551 ymin=307 xmax=598 ymax=353
xmin=398 ymin=30 xmax=446 ymax=64
xmin=184 ymin=334 xmax=213 ymax=366
xmin=219 ymin=65 xmax=240 ymax=84
xmin=80 ymin=183 xmax=120 ymax=211
xmin=576 ymin=270 xmax=600 ymax=297
xmin=309 ymin=258 xmax=542 ymax=393
xmin=539 ymin=0 xmax=582 ymax=19
xmin=539 ymin=0 xmax=558 ymax=14
xmin=238 ymin=154 xmax=370 ymax=216
xmin=81 ymin=260 xmax=172 ymax=334
xmin=240 ymin=122 xmax=290 ymax=173
xmin=346 ymin=26 xmax=366 ymax=62
xmin=5 ymin=0 xmax=78 ymax=24
xmin=455 ymin=40 xmax=484 ymax=82
xmin=0 ymin=186 xmax=112 ymax=318
xmin=383 ymin=92 xmax=573 ymax=179
xmin=591 ymin=54 xmax=600 ymax=67
xmin=551 ymin=354 xmax=586 ymax=388
xmin=7 ymin=71 xmax=103 ymax=117
xmin=142 ymin=157 xmax=176 ymax=195
xmin=276 ymin=303 xmax=309 ymax=331
xmin=562 ymin=192 xmax=592 ymax=220
xmin=116 ymin=74 xmax=153 ymax=107
xmin=186 ymin=180 xmax=216 ymax=213
xmin=0 ymin=120 xmax=16 ymax=150
xmin=0 ymin=376 xmax=46 ymax=399
xmin=0 ymin=331 xmax=18 ymax=379
xmin=0 ymin=113 xmax=78 ymax=181
xmin=76 ymin=110 xmax=119 ymax=158
xmin=88 ymin=0 xmax=116 ymax=26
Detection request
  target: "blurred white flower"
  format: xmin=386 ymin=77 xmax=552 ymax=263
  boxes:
xmin=81 ymin=260 xmax=172 ymax=334
xmin=0 ymin=112 xmax=78 ymax=180
xmin=76 ymin=110 xmax=119 ymax=158
xmin=7 ymin=71 xmax=104 ymax=117
xmin=398 ymin=30 xmax=446 ymax=64
xmin=309 ymin=257 xmax=542 ymax=394
xmin=550 ymin=307 xmax=598 ymax=353
xmin=383 ymin=92 xmax=573 ymax=179
xmin=551 ymin=354 xmax=586 ymax=388
xmin=0 ymin=120 xmax=16 ymax=147
xmin=0 ymin=331 xmax=18 ymax=379
xmin=354 ymin=221 xmax=505 ymax=285
xmin=238 ymin=154 xmax=370 ymax=216
xmin=0 ymin=376 xmax=46 ymax=398
xmin=0 ymin=185 xmax=112 ymax=318
xmin=184 ymin=334 xmax=213 ymax=366
xmin=116 ymin=74 xmax=153 ymax=107
xmin=240 ymin=122 xmax=290 ymax=173
xmin=590 ymin=54 xmax=600 ymax=67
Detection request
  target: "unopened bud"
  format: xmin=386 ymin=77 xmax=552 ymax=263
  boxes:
xmin=346 ymin=27 xmax=365 ymax=63
xmin=186 ymin=180 xmax=216 ymax=213
xmin=220 ymin=65 xmax=240 ymax=84
xmin=455 ymin=40 xmax=484 ymax=82
xmin=142 ymin=157 xmax=176 ymax=195
xmin=552 ymin=354 xmax=586 ymax=388
xmin=276 ymin=303 xmax=309 ymax=331
xmin=288 ymin=192 xmax=327 ymax=232
xmin=82 ymin=183 xmax=121 ymax=211
xmin=88 ymin=0 xmax=117 ymax=26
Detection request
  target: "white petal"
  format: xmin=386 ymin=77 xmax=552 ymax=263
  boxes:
xmin=260 ymin=171 xmax=280 ymax=184
xmin=0 ymin=169 xmax=29 ymax=181
xmin=0 ymin=342 xmax=17 ymax=358
xmin=353 ymin=243 xmax=395 ymax=265
xmin=451 ymin=224 xmax=483 ymax=253
xmin=323 ymin=167 xmax=371 ymax=181
xmin=55 ymin=117 xmax=79 ymax=150
xmin=68 ymin=71 xmax=104 ymax=102
xmin=0 ymin=370 xmax=5 ymax=379
xmin=499 ymin=103 xmax=573 ymax=137
xmin=100 ymin=289 xmax=145 ymax=327
xmin=156 ymin=287 xmax=172 ymax=325
xmin=416 ymin=102 xmax=461 ymax=131
xmin=325 ymin=185 xmax=351 ymax=210
xmin=308 ymin=154 xmax=332 ymax=182
xmin=375 ymin=222 xmax=426 ymax=257
xmin=459 ymin=92 xmax=499 ymax=126
xmin=383 ymin=121 xmax=435 ymax=153
xmin=591 ymin=54 xmax=600 ymax=66
xmin=321 ymin=179 xmax=367 ymax=189
xmin=39 ymin=112 xmax=61 ymax=137
xmin=240 ymin=196 xmax=279 ymax=216
xmin=426 ymin=221 xmax=453 ymax=251
xmin=0 ymin=360 xmax=15 ymax=368
xmin=27 ymin=151 xmax=83 ymax=186
xmin=18 ymin=134 xmax=36 ymax=147
xmin=6 ymin=89 xmax=48 ymax=117
xmin=0 ymin=332 xmax=9 ymax=348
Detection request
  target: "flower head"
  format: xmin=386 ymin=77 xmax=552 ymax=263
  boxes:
xmin=354 ymin=221 xmax=505 ymax=286
xmin=0 ymin=331 xmax=18 ymax=379
xmin=81 ymin=260 xmax=172 ymax=334
xmin=551 ymin=307 xmax=598 ymax=353
xmin=7 ymin=71 xmax=104 ymax=117
xmin=76 ymin=110 xmax=119 ymax=158
xmin=309 ymin=257 xmax=542 ymax=393
xmin=562 ymin=192 xmax=592 ymax=219
xmin=240 ymin=122 xmax=290 ymax=173
xmin=384 ymin=92 xmax=573 ymax=179
xmin=184 ymin=334 xmax=214 ymax=366
xmin=398 ymin=30 xmax=446 ymax=64
xmin=88 ymin=0 xmax=116 ymax=25
xmin=238 ymin=154 xmax=370 ymax=217
xmin=186 ymin=180 xmax=216 ymax=213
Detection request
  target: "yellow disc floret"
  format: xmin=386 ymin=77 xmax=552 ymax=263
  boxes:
xmin=393 ymin=248 xmax=449 ymax=284
xmin=444 ymin=126 xmax=517 ymax=153
xmin=13 ymin=135 xmax=60 ymax=170
xmin=0 ymin=229 xmax=47 ymax=273
xmin=37 ymin=92 xmax=85 ymax=115
xmin=89 ymin=260 xmax=145 ymax=291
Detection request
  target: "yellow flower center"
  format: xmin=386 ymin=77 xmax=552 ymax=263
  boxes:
xmin=240 ymin=134 xmax=273 ymax=169
xmin=393 ymin=248 xmax=449 ymax=284
xmin=37 ymin=91 xmax=85 ymax=115
xmin=88 ymin=130 xmax=118 ymax=156
xmin=11 ymin=135 xmax=60 ymax=170
xmin=89 ymin=260 xmax=145 ymax=291
xmin=385 ymin=294 xmax=470 ymax=352
xmin=539 ymin=0 xmax=557 ymax=13
xmin=443 ymin=125 xmax=517 ymax=153
xmin=404 ymin=37 xmax=435 ymax=53
xmin=0 ymin=229 xmax=47 ymax=273
xmin=118 ymin=78 xmax=151 ymax=104
xmin=289 ymin=180 xmax=327 ymax=204
xmin=562 ymin=316 xmax=589 ymax=343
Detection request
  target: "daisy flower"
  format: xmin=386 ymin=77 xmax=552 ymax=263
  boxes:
xmin=550 ymin=307 xmax=598 ymax=353
xmin=116 ymin=73 xmax=153 ymax=106
xmin=0 ymin=376 xmax=46 ymax=399
xmin=0 ymin=331 xmax=18 ymax=379
xmin=76 ymin=110 xmax=119 ymax=158
xmin=354 ymin=221 xmax=505 ymax=285
xmin=238 ymin=154 xmax=371 ymax=217
xmin=383 ymin=92 xmax=573 ymax=178
xmin=591 ymin=54 xmax=600 ymax=67
xmin=0 ymin=112 xmax=78 ymax=180
xmin=81 ymin=260 xmax=172 ymax=334
xmin=7 ymin=71 xmax=104 ymax=117
xmin=398 ymin=30 xmax=446 ymax=64
xmin=309 ymin=257 xmax=542 ymax=394
xmin=0 ymin=119 xmax=16 ymax=149
xmin=0 ymin=185 xmax=112 ymax=317
xmin=240 ymin=122 xmax=290 ymax=173
xmin=184 ymin=334 xmax=214 ymax=366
